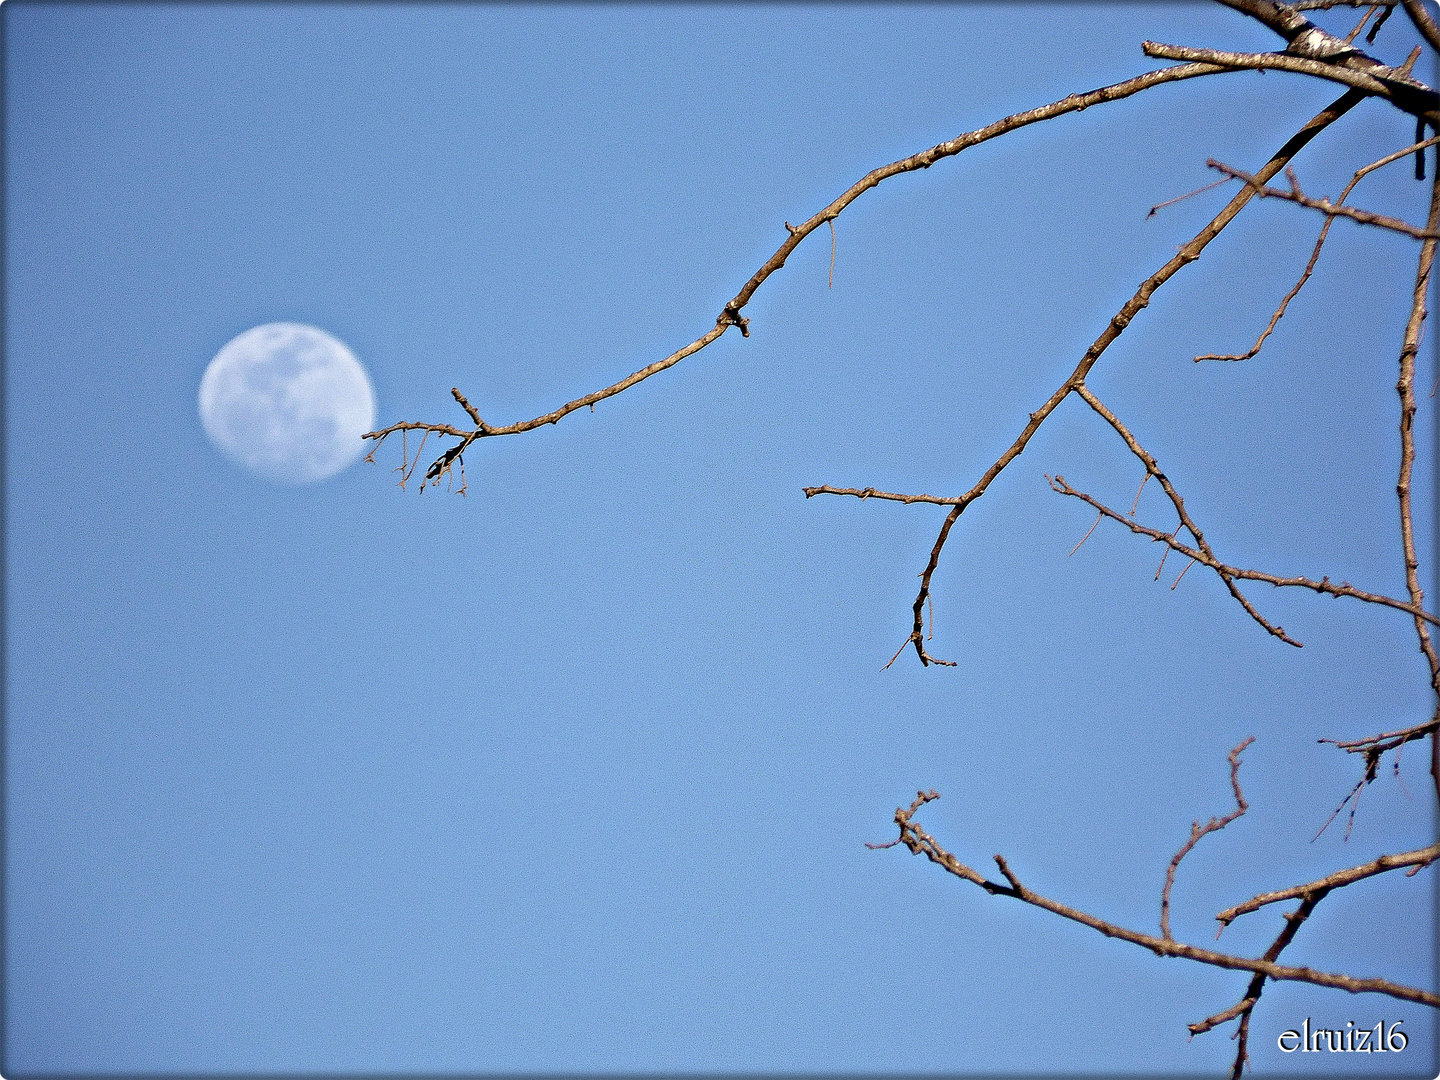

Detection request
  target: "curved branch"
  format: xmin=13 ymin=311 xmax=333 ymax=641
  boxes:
xmin=875 ymin=791 xmax=1440 ymax=1007
xmin=1396 ymin=167 xmax=1440 ymax=698
xmin=1323 ymin=715 xmax=1440 ymax=754
xmin=365 ymin=60 xmax=1242 ymax=471
xmin=1161 ymin=737 xmax=1254 ymax=941
xmin=1141 ymin=41 xmax=1438 ymax=121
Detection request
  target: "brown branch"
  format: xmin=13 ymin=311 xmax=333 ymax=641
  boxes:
xmin=1216 ymin=843 xmax=1440 ymax=928
xmin=1397 ymin=169 xmax=1440 ymax=698
xmin=801 ymin=485 xmax=958 ymax=506
xmin=1317 ymin=709 xmax=1440 ymax=830
xmin=909 ymin=506 xmax=962 ymax=668
xmin=873 ymin=791 xmax=1440 ymax=1007
xmin=1067 ymin=384 xmax=1303 ymax=645
xmin=367 ymin=59 xmax=1252 ymax=480
xmin=1172 ymin=2 xmax=1431 ymax=95
xmin=450 ymin=387 xmax=488 ymax=430
xmin=1193 ymin=889 xmax=1331 ymax=1080
xmin=366 ymin=59 xmax=1278 ymax=484
xmin=812 ymin=89 xmax=1363 ymax=665
xmin=1161 ymin=737 xmax=1254 ymax=941
xmin=1323 ymin=714 xmax=1440 ymax=754
xmin=1368 ymin=3 xmax=1397 ymax=43
xmin=1208 ymin=160 xmax=1440 ymax=238
xmin=1147 ymin=176 xmax=1235 ymax=217
xmin=1048 ymin=475 xmax=1440 ymax=628
xmin=1402 ymin=0 xmax=1440 ymax=51
xmin=1141 ymin=41 xmax=1438 ymax=121
xmin=1197 ymin=136 xmax=1440 ymax=361
xmin=1068 ymin=510 xmax=1104 ymax=556
xmin=1340 ymin=4 xmax=1380 ymax=45
xmin=1394 ymin=157 xmax=1440 ymax=804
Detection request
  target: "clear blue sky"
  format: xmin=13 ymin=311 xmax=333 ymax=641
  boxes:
xmin=5 ymin=3 xmax=1437 ymax=1075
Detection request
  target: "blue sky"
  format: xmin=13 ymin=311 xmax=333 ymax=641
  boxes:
xmin=4 ymin=2 xmax=1438 ymax=1075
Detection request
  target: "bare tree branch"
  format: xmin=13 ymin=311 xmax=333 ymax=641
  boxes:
xmin=1323 ymin=715 xmax=1440 ymax=753
xmin=801 ymin=486 xmax=958 ymax=506
xmin=1047 ymin=474 xmax=1440 ymax=628
xmin=1197 ymin=135 xmax=1440 ymax=362
xmin=1216 ymin=843 xmax=1440 ymax=927
xmin=382 ymin=4 xmax=1439 ymax=1050
xmin=1161 ymin=737 xmax=1254 ymax=941
xmin=810 ymin=89 xmax=1364 ymax=665
xmin=872 ymin=791 xmax=1440 ymax=1007
xmin=365 ymin=60 xmax=1242 ymax=475
xmin=1393 ymin=156 xmax=1440 ymax=802
xmin=1208 ymin=159 xmax=1440 ymax=237
xmin=1141 ymin=41 xmax=1437 ymax=121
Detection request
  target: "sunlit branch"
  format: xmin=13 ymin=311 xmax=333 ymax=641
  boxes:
xmin=1047 ymin=474 xmax=1440 ymax=628
xmin=1141 ymin=35 xmax=1436 ymax=121
xmin=1401 ymin=0 xmax=1440 ymax=51
xmin=364 ymin=60 xmax=1243 ymax=478
xmin=809 ymin=88 xmax=1363 ymax=664
xmin=1197 ymin=135 xmax=1440 ymax=362
xmin=1208 ymin=160 xmax=1440 ymax=237
xmin=871 ymin=790 xmax=1440 ymax=1007
xmin=1216 ymin=843 xmax=1440 ymax=928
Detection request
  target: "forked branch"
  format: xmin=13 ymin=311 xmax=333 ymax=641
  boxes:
xmin=809 ymin=89 xmax=1363 ymax=665
xmin=870 ymin=790 xmax=1439 ymax=1007
xmin=1047 ymin=475 xmax=1440 ymax=629
xmin=365 ymin=59 xmax=1244 ymax=476
xmin=1216 ymin=842 xmax=1440 ymax=928
xmin=1196 ymin=135 xmax=1440 ymax=362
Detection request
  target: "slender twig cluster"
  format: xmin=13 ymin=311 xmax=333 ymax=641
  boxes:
xmin=368 ymin=2 xmax=1437 ymax=1073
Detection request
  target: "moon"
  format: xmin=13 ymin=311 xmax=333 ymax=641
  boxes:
xmin=199 ymin=323 xmax=377 ymax=484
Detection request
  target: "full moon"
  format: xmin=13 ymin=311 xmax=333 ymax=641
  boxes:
xmin=199 ymin=323 xmax=377 ymax=484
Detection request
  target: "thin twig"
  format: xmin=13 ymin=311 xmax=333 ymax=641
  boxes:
xmin=1047 ymin=475 xmax=1440 ymax=629
xmin=1147 ymin=176 xmax=1235 ymax=217
xmin=1160 ymin=737 xmax=1254 ymax=941
xmin=1207 ymin=159 xmax=1440 ymax=238
xmin=1340 ymin=4 xmax=1379 ymax=44
xmin=1322 ymin=715 xmax=1440 ymax=753
xmin=1068 ymin=511 xmax=1103 ymax=556
xmin=1216 ymin=843 xmax=1440 ymax=928
xmin=828 ymin=219 xmax=836 ymax=288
